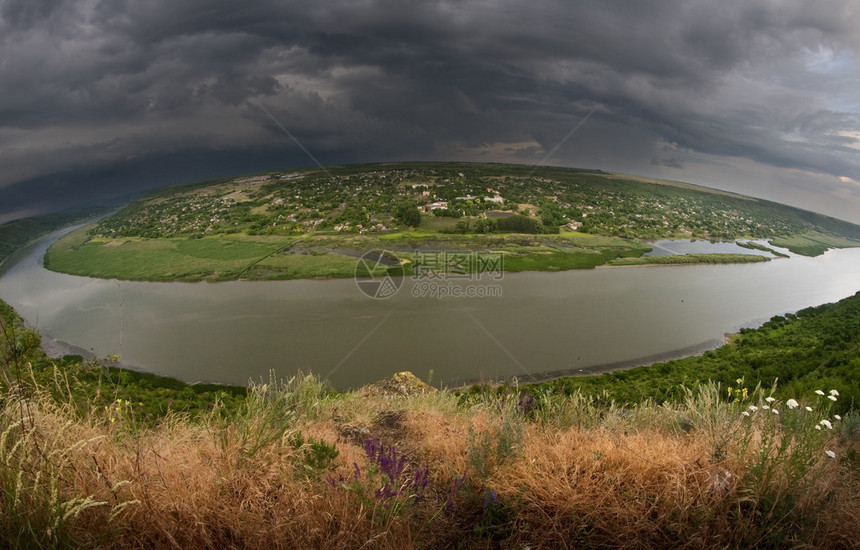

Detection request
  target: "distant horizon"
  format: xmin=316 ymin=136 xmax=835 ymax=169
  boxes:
xmin=4 ymin=159 xmax=860 ymax=229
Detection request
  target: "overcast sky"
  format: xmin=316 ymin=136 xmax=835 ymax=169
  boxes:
xmin=2 ymin=0 xmax=860 ymax=224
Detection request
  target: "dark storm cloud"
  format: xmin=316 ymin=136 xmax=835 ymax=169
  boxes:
xmin=1 ymin=0 xmax=859 ymax=220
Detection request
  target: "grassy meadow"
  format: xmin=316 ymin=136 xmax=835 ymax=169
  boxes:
xmin=51 ymin=221 xmax=793 ymax=282
xmin=44 ymin=227 xmax=294 ymax=281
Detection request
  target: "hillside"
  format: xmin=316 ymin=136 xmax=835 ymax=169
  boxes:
xmin=42 ymin=162 xmax=860 ymax=282
xmin=0 ymin=206 xmax=107 ymax=267
xmin=1 ymin=293 xmax=858 ymax=548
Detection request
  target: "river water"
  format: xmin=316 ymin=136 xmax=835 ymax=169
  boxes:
xmin=1 ymin=230 xmax=859 ymax=389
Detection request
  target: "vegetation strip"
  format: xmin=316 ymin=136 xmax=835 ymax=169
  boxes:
xmin=606 ymin=253 xmax=771 ymax=266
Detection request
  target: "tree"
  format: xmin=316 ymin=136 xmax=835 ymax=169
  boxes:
xmin=473 ymin=217 xmax=496 ymax=234
xmin=494 ymin=215 xmax=544 ymax=234
xmin=395 ymin=201 xmax=421 ymax=227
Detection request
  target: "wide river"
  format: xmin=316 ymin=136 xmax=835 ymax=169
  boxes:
xmin=1 ymin=230 xmax=859 ymax=390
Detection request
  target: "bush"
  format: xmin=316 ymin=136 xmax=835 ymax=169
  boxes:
xmin=493 ymin=215 xmax=545 ymax=234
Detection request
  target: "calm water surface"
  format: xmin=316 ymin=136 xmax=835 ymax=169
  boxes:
xmin=1 ymin=230 xmax=858 ymax=389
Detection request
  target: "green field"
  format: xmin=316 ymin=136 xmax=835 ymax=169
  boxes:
xmin=250 ymin=250 xmax=383 ymax=280
xmin=45 ymin=223 xmax=658 ymax=281
xmin=44 ymin=227 xmax=292 ymax=281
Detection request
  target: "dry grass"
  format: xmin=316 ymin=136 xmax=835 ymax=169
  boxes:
xmin=1 ymin=379 xmax=858 ymax=549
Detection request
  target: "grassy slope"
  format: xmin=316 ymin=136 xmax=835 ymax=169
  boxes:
xmin=1 ymin=293 xmax=859 ymax=548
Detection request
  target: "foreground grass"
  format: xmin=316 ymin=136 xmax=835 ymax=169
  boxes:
xmin=1 ymin=371 xmax=856 ymax=549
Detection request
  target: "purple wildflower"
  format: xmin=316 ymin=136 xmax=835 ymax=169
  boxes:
xmin=364 ymin=438 xmax=378 ymax=460
xmin=518 ymin=391 xmax=536 ymax=415
xmin=412 ymin=464 xmax=430 ymax=502
xmin=375 ymin=482 xmax=399 ymax=500
xmin=483 ymin=489 xmax=499 ymax=511
xmin=364 ymin=438 xmax=407 ymax=483
xmin=446 ymin=471 xmax=467 ymax=510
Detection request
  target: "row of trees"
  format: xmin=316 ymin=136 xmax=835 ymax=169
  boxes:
xmin=444 ymin=215 xmax=552 ymax=235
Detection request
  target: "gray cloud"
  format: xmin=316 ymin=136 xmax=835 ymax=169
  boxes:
xmin=1 ymin=0 xmax=859 ymax=221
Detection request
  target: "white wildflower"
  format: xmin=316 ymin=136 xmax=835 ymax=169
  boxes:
xmin=820 ymin=419 xmax=833 ymax=430
xmin=825 ymin=450 xmax=836 ymax=459
xmin=834 ymin=415 xmax=842 ymax=420
xmin=815 ymin=390 xmax=825 ymax=396
xmin=762 ymin=405 xmax=770 ymax=410
xmin=786 ymin=399 xmax=799 ymax=409
xmin=742 ymin=411 xmax=750 ymax=417
xmin=830 ymin=389 xmax=839 ymax=396
xmin=765 ymin=396 xmax=776 ymax=403
xmin=828 ymin=395 xmax=837 ymax=402
xmin=772 ymin=409 xmax=779 ymax=415
xmin=805 ymin=406 xmax=813 ymax=412
xmin=815 ymin=425 xmax=822 ymax=430
xmin=748 ymin=405 xmax=758 ymax=412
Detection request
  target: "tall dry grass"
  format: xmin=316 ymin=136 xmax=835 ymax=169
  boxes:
xmin=0 ymin=376 xmax=857 ymax=548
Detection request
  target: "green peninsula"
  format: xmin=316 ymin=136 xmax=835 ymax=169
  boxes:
xmin=43 ymin=162 xmax=860 ymax=281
